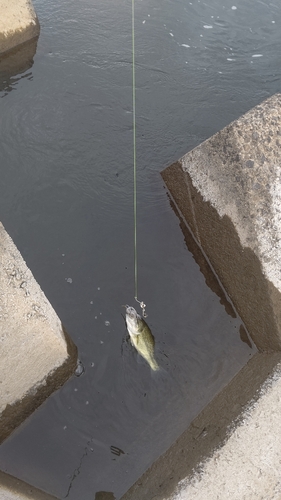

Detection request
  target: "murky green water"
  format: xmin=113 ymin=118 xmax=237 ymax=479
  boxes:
xmin=1 ymin=0 xmax=280 ymax=497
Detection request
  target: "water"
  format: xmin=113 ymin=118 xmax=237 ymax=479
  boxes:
xmin=0 ymin=0 xmax=280 ymax=497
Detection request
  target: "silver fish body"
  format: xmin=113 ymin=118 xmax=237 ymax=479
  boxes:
xmin=125 ymin=305 xmax=160 ymax=371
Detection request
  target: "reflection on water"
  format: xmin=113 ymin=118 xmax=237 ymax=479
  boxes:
xmin=0 ymin=38 xmax=38 ymax=97
xmin=0 ymin=0 xmax=280 ymax=498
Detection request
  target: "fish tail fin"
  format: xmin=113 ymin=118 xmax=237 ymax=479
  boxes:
xmin=150 ymin=361 xmax=161 ymax=372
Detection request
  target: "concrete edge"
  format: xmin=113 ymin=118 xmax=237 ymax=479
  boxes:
xmin=0 ymin=326 xmax=77 ymax=445
xmin=162 ymin=160 xmax=281 ymax=352
xmin=0 ymin=33 xmax=38 ymax=64
xmin=0 ymin=470 xmax=59 ymax=500
xmin=121 ymin=350 xmax=281 ymax=500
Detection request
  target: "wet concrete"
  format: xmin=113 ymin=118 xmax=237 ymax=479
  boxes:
xmin=0 ymin=37 xmax=38 ymax=95
xmin=0 ymin=470 xmax=59 ymax=499
xmin=162 ymin=94 xmax=281 ymax=353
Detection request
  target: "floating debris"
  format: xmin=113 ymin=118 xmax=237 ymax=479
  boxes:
xmin=75 ymin=359 xmax=85 ymax=377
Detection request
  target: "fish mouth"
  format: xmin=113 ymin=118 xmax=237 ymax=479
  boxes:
xmin=123 ymin=305 xmax=137 ymax=318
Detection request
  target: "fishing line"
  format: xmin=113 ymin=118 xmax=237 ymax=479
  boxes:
xmin=132 ymin=0 xmax=147 ymax=318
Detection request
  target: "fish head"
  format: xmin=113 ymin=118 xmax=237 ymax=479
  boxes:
xmin=125 ymin=305 xmax=138 ymax=319
xmin=124 ymin=305 xmax=141 ymax=334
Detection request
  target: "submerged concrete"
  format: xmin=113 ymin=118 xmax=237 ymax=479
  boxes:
xmin=0 ymin=37 xmax=38 ymax=95
xmin=0 ymin=470 xmax=59 ymax=500
xmin=0 ymin=222 xmax=77 ymax=443
xmin=0 ymin=0 xmax=39 ymax=55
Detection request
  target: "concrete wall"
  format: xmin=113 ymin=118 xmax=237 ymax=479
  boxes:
xmin=162 ymin=93 xmax=281 ymax=352
xmin=0 ymin=222 xmax=77 ymax=444
xmin=0 ymin=0 xmax=39 ymax=55
xmin=121 ymin=94 xmax=281 ymax=499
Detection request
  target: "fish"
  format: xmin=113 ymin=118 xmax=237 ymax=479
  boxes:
xmin=124 ymin=305 xmax=160 ymax=371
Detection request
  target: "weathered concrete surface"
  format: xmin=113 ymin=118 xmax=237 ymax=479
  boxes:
xmin=0 ymin=470 xmax=59 ymax=500
xmin=0 ymin=0 xmax=39 ymax=55
xmin=0 ymin=222 xmax=77 ymax=443
xmin=121 ymin=352 xmax=281 ymax=500
xmin=162 ymin=93 xmax=281 ymax=352
xmin=168 ymin=361 xmax=281 ymax=500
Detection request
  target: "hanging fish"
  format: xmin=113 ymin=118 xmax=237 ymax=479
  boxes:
xmin=124 ymin=305 xmax=160 ymax=371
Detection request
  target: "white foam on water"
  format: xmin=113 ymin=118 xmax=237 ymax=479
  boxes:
xmin=227 ymin=58 xmax=235 ymax=61
xmin=182 ymin=44 xmax=190 ymax=48
xmin=252 ymin=54 xmax=263 ymax=58
xmin=231 ymin=5 xmax=237 ymax=10
xmin=170 ymin=32 xmax=174 ymax=36
xmin=203 ymin=25 xmax=213 ymax=29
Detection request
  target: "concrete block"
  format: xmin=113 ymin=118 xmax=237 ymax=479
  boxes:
xmin=121 ymin=352 xmax=281 ymax=500
xmin=120 ymin=94 xmax=281 ymax=500
xmin=0 ymin=0 xmax=40 ymax=55
xmin=0 ymin=222 xmax=77 ymax=443
xmin=168 ymin=359 xmax=281 ymax=500
xmin=162 ymin=93 xmax=281 ymax=351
